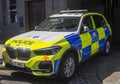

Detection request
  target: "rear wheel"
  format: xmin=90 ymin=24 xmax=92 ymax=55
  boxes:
xmin=104 ymin=39 xmax=111 ymax=55
xmin=58 ymin=52 xmax=76 ymax=81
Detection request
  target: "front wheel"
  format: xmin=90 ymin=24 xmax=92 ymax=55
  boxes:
xmin=58 ymin=52 xmax=76 ymax=81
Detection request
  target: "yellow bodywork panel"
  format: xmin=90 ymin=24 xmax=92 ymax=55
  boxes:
xmin=97 ymin=28 xmax=106 ymax=40
xmin=91 ymin=42 xmax=99 ymax=55
xmin=80 ymin=32 xmax=92 ymax=49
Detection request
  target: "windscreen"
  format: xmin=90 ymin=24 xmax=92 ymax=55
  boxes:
xmin=35 ymin=17 xmax=80 ymax=32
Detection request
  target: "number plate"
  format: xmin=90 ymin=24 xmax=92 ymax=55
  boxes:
xmin=10 ymin=60 xmax=24 ymax=68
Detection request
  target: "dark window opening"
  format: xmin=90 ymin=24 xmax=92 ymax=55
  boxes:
xmin=7 ymin=0 xmax=17 ymax=23
xmin=93 ymin=15 xmax=106 ymax=28
xmin=81 ymin=16 xmax=93 ymax=33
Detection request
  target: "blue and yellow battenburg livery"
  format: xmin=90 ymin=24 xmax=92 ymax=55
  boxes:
xmin=65 ymin=25 xmax=111 ymax=60
xmin=2 ymin=10 xmax=112 ymax=79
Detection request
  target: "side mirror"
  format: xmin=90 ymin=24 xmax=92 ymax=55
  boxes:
xmin=34 ymin=26 xmax=38 ymax=30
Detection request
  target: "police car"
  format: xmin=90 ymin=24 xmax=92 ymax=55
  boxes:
xmin=2 ymin=10 xmax=112 ymax=80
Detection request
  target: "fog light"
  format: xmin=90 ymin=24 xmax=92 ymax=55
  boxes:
xmin=38 ymin=61 xmax=52 ymax=73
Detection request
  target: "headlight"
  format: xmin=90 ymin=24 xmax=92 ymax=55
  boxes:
xmin=34 ymin=46 xmax=62 ymax=55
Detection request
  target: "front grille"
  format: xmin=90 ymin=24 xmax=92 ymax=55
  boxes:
xmin=6 ymin=46 xmax=31 ymax=61
xmin=6 ymin=46 xmax=16 ymax=59
xmin=17 ymin=48 xmax=31 ymax=61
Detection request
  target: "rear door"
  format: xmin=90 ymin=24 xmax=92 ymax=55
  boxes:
xmin=92 ymin=15 xmax=107 ymax=52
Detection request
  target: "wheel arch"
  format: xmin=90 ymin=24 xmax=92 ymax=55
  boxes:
xmin=56 ymin=47 xmax=80 ymax=79
xmin=106 ymin=36 xmax=112 ymax=44
xmin=57 ymin=47 xmax=80 ymax=74
xmin=107 ymin=35 xmax=112 ymax=40
xmin=61 ymin=47 xmax=79 ymax=65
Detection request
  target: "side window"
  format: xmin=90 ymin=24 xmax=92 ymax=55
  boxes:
xmin=93 ymin=15 xmax=106 ymax=28
xmin=81 ymin=16 xmax=93 ymax=33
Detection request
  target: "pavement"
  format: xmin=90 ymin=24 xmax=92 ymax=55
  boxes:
xmin=0 ymin=44 xmax=120 ymax=84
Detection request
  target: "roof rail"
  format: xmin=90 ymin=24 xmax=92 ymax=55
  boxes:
xmin=60 ymin=9 xmax=88 ymax=13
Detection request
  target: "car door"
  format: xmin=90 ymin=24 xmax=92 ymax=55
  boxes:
xmin=80 ymin=15 xmax=95 ymax=60
xmin=92 ymin=15 xmax=107 ymax=52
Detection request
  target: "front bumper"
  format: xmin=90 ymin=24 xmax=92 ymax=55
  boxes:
xmin=5 ymin=61 xmax=53 ymax=74
xmin=2 ymin=51 xmax=60 ymax=76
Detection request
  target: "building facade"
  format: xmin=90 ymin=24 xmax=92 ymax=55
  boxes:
xmin=0 ymin=0 xmax=119 ymax=44
xmin=0 ymin=0 xmax=67 ymax=42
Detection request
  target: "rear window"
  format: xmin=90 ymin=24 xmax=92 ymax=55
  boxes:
xmin=93 ymin=15 xmax=106 ymax=28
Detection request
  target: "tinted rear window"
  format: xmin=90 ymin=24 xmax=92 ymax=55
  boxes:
xmin=93 ymin=15 xmax=106 ymax=28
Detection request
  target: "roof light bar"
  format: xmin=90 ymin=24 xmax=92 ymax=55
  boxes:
xmin=60 ymin=9 xmax=88 ymax=13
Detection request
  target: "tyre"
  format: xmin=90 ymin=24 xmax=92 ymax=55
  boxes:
xmin=104 ymin=39 xmax=111 ymax=55
xmin=58 ymin=52 xmax=76 ymax=81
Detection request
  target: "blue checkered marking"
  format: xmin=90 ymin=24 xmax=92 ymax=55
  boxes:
xmin=54 ymin=60 xmax=60 ymax=73
xmin=103 ymin=25 xmax=110 ymax=36
xmin=65 ymin=33 xmax=82 ymax=50
xmin=89 ymin=30 xmax=99 ymax=43
xmin=99 ymin=38 xmax=106 ymax=51
xmin=82 ymin=46 xmax=91 ymax=60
